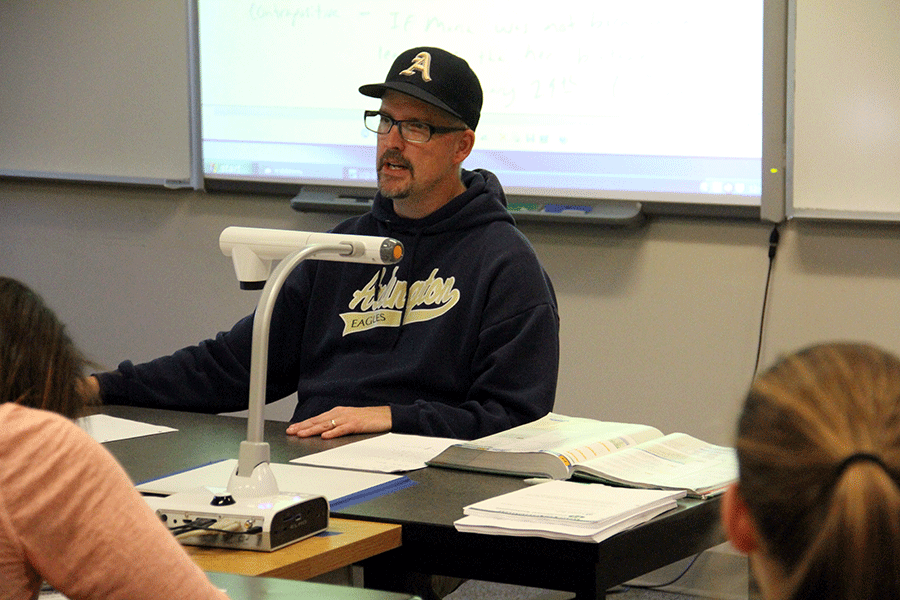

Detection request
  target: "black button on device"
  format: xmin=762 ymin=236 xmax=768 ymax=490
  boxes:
xmin=211 ymin=494 xmax=236 ymax=506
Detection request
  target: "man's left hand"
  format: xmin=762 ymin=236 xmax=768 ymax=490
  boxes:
xmin=285 ymin=406 xmax=392 ymax=439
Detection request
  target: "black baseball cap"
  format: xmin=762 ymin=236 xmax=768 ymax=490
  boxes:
xmin=359 ymin=47 xmax=483 ymax=131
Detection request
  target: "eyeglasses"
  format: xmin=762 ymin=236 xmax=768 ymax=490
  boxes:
xmin=364 ymin=110 xmax=466 ymax=143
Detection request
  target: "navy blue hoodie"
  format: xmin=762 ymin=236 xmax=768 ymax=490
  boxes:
xmin=99 ymin=169 xmax=559 ymax=439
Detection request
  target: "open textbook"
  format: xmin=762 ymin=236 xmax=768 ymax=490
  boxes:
xmin=427 ymin=413 xmax=737 ymax=498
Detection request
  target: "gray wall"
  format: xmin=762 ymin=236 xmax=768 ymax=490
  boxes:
xmin=5 ymin=178 xmax=900 ymax=444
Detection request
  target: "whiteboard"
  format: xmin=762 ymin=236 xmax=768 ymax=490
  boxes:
xmin=198 ymin=0 xmax=773 ymax=215
xmin=788 ymin=0 xmax=900 ymax=221
xmin=0 ymin=0 xmax=200 ymax=188
xmin=0 ymin=0 xmax=796 ymax=217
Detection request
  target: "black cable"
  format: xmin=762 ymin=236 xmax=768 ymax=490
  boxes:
xmin=751 ymin=225 xmax=780 ymax=381
xmin=608 ymin=227 xmax=780 ymax=597
xmin=172 ymin=525 xmax=240 ymax=536
xmin=167 ymin=517 xmax=244 ymax=536
xmin=606 ymin=553 xmax=703 ymax=594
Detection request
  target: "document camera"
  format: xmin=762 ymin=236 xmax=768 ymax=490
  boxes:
xmin=150 ymin=227 xmax=403 ymax=551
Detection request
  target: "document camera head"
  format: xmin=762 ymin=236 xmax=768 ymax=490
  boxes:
xmin=219 ymin=226 xmax=404 ymax=289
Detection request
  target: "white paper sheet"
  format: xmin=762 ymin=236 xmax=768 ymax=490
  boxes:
xmin=136 ymin=458 xmax=408 ymax=507
xmin=76 ymin=414 xmax=177 ymax=443
xmin=291 ymin=432 xmax=459 ymax=473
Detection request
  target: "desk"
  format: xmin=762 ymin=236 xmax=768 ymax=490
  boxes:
xmin=206 ymin=571 xmax=416 ymax=599
xmin=188 ymin=518 xmax=401 ymax=580
xmin=100 ymin=406 xmax=724 ymax=600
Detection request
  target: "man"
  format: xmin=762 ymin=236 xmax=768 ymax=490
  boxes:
xmin=91 ymin=47 xmax=559 ymax=440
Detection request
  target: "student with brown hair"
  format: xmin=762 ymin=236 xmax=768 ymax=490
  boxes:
xmin=722 ymin=342 xmax=900 ymax=600
xmin=0 ymin=276 xmax=229 ymax=600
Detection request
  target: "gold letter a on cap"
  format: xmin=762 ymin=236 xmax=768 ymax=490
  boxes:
xmin=399 ymin=52 xmax=432 ymax=82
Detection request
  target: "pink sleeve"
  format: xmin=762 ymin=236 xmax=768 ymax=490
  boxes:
xmin=0 ymin=405 xmax=229 ymax=600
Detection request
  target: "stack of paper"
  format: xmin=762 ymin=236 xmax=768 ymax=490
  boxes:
xmin=455 ymin=480 xmax=685 ymax=543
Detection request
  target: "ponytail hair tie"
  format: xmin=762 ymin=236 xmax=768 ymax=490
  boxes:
xmin=834 ymin=452 xmax=889 ymax=479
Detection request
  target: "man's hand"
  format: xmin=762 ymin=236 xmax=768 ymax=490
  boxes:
xmin=286 ymin=406 xmax=392 ymax=439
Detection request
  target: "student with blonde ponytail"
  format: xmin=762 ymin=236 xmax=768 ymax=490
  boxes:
xmin=722 ymin=342 xmax=900 ymax=600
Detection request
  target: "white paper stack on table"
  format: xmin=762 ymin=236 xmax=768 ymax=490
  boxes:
xmin=455 ymin=480 xmax=686 ymax=543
